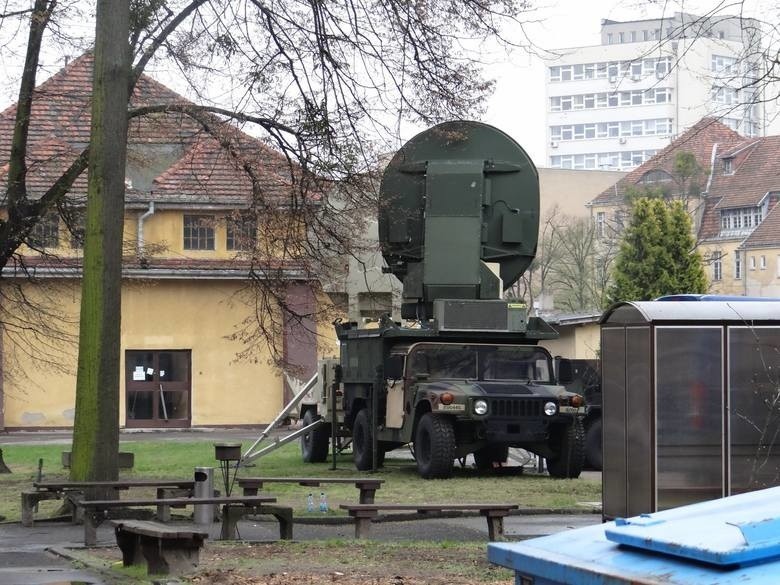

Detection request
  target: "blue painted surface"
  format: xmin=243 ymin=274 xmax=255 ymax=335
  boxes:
xmin=488 ymin=487 xmax=780 ymax=584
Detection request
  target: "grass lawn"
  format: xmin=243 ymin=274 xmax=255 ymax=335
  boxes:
xmin=0 ymin=439 xmax=600 ymax=522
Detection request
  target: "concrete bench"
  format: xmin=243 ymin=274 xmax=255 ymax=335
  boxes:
xmin=340 ymin=503 xmax=519 ymax=541
xmin=77 ymin=495 xmax=277 ymax=545
xmin=238 ymin=477 xmax=385 ymax=504
xmin=112 ymin=520 xmax=208 ymax=575
xmin=23 ymin=479 xmax=196 ymax=526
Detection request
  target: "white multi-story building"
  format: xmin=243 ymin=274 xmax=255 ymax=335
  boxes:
xmin=545 ymin=12 xmax=763 ymax=171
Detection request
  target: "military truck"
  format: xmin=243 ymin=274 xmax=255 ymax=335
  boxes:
xmin=300 ymin=121 xmax=586 ymax=479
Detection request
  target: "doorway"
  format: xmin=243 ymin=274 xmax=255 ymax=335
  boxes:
xmin=125 ymin=350 xmax=191 ymax=428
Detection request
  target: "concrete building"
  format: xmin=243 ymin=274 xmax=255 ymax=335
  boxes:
xmin=545 ymin=12 xmax=764 ymax=172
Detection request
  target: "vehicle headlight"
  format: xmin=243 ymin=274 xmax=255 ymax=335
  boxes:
xmin=544 ymin=401 xmax=558 ymax=416
xmin=473 ymin=399 xmax=488 ymax=415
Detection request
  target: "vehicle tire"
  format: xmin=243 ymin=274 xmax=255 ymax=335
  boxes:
xmin=414 ymin=413 xmax=456 ymax=479
xmin=585 ymin=418 xmax=603 ymax=471
xmin=301 ymin=410 xmax=330 ymax=463
xmin=545 ymin=418 xmax=585 ymax=479
xmin=473 ymin=444 xmax=509 ymax=471
xmin=352 ymin=408 xmax=376 ymax=471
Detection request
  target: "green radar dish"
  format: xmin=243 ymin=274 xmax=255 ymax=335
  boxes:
xmin=378 ymin=121 xmax=539 ymax=314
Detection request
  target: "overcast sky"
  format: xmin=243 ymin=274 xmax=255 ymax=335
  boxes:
xmin=0 ymin=0 xmax=764 ymax=169
xmin=482 ymin=0 xmax=764 ymax=165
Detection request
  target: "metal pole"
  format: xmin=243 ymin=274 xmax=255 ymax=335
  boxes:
xmin=372 ymin=365 xmax=381 ymax=472
xmin=242 ymin=372 xmax=318 ymax=459
xmin=330 ymin=365 xmax=340 ymax=471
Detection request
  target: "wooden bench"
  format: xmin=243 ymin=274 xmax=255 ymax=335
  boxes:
xmin=238 ymin=477 xmax=385 ymax=504
xmin=23 ymin=479 xmax=196 ymax=526
xmin=112 ymin=520 xmax=208 ymax=575
xmin=77 ymin=495 xmax=278 ymax=545
xmin=340 ymin=503 xmax=519 ymax=541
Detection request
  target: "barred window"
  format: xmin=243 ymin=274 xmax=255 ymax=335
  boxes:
xmin=183 ymin=215 xmax=215 ymax=250
xmin=28 ymin=213 xmax=60 ymax=249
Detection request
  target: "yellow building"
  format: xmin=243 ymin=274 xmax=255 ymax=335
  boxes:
xmin=0 ymin=55 xmax=331 ymax=430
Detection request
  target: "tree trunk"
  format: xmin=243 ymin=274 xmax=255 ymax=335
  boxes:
xmin=70 ymin=0 xmax=130 ymax=485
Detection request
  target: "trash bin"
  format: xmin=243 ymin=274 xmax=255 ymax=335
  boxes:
xmin=488 ymin=486 xmax=780 ymax=584
xmin=193 ymin=466 xmax=214 ymax=525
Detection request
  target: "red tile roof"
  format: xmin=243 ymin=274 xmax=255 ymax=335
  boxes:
xmin=0 ymin=52 xmax=295 ymax=207
xmin=591 ymin=118 xmax=745 ymax=205
xmin=741 ymin=202 xmax=780 ymax=249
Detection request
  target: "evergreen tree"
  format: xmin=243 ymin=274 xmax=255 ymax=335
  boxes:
xmin=608 ymin=198 xmax=707 ymax=304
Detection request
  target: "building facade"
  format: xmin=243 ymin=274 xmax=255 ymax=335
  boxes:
xmin=545 ymin=12 xmax=763 ymax=171
xmin=0 ymin=55 xmax=335 ymax=430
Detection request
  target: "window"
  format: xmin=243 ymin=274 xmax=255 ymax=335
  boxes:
xmin=28 ymin=213 xmax=59 ymax=249
xmin=643 ymin=30 xmax=649 ymax=41
xmin=761 ymin=255 xmax=767 ymax=270
xmin=630 ymin=31 xmax=637 ymax=42
xmin=712 ymin=252 xmax=722 ymax=281
xmin=607 ymin=33 xmax=613 ymax=44
xmin=619 ymin=32 xmax=625 ymax=43
xmin=723 ymin=158 xmax=733 ymax=174
xmin=720 ymin=207 xmax=763 ymax=235
xmin=735 ymin=251 xmax=742 ymax=280
xmin=226 ymin=214 xmax=257 ymax=251
xmin=183 ymin=215 xmax=215 ymax=250
xmin=595 ymin=212 xmax=606 ymax=237
xmin=750 ymin=256 xmax=756 ymax=270
xmin=69 ymin=211 xmax=86 ymax=249
xmin=640 ymin=169 xmax=673 ymax=184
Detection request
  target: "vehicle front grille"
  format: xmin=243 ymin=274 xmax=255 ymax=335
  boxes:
xmin=490 ymin=398 xmax=542 ymax=417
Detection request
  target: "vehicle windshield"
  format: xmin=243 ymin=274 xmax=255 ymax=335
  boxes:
xmin=407 ymin=344 xmax=552 ymax=383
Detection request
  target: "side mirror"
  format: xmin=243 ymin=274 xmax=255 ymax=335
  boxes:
xmin=384 ymin=355 xmax=404 ymax=380
xmin=555 ymin=357 xmax=573 ymax=385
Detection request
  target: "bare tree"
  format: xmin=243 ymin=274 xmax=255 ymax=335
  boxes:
xmin=0 ymin=1 xmax=538 ymax=369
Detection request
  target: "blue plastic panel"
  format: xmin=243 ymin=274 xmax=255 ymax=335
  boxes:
xmin=605 ymin=486 xmax=780 ymax=566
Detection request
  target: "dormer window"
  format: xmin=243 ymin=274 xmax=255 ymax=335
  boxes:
xmin=720 ymin=206 xmax=763 ymax=236
xmin=639 ymin=169 xmax=673 ymax=184
xmin=722 ymin=158 xmax=733 ymax=175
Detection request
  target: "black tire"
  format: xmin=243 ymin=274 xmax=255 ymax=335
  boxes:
xmin=585 ymin=418 xmax=603 ymax=471
xmin=546 ymin=419 xmax=586 ymax=479
xmin=414 ymin=413 xmax=456 ymax=479
xmin=473 ymin=444 xmax=509 ymax=471
xmin=352 ymin=408 xmax=375 ymax=471
xmin=301 ymin=410 xmax=330 ymax=463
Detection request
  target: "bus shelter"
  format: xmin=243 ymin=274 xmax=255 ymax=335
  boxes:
xmin=601 ymin=301 xmax=780 ymax=519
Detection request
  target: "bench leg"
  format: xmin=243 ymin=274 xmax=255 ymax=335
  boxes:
xmin=156 ymin=488 xmax=171 ymax=522
xmin=84 ymin=511 xmax=101 ymax=546
xmin=354 ymin=516 xmax=373 ymax=539
xmin=220 ymin=504 xmax=243 ymax=540
xmin=115 ymin=528 xmax=143 ymax=567
xmin=359 ymin=488 xmax=377 ymax=505
xmin=484 ymin=514 xmax=506 ymax=541
xmin=141 ymin=535 xmax=204 ymax=575
xmin=21 ymin=493 xmax=37 ymax=527
xmin=263 ymin=505 xmax=293 ymax=540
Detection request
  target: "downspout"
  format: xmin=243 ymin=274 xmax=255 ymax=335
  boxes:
xmin=136 ymin=201 xmax=155 ymax=256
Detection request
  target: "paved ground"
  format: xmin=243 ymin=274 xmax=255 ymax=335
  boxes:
xmin=0 ymin=427 xmax=602 ymax=584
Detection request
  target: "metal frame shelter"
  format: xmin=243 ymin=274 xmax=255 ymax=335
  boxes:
xmin=601 ymin=300 xmax=780 ymax=520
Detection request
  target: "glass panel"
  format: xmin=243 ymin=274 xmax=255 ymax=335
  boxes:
xmin=158 ymin=351 xmax=189 ymax=382
xmin=626 ymin=327 xmax=653 ymax=516
xmin=602 ymin=327 xmax=627 ymax=519
xmin=127 ymin=351 xmax=155 ymax=381
xmin=127 ymin=391 xmax=154 ymax=420
xmin=729 ymin=327 xmax=780 ymax=493
xmin=656 ymin=327 xmax=723 ymax=510
xmin=162 ymin=391 xmax=189 ymax=420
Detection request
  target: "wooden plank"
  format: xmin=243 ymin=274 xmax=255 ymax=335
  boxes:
xmin=112 ymin=520 xmax=208 ymax=539
xmin=34 ymin=479 xmax=196 ymax=490
xmin=340 ymin=503 xmax=517 ymax=512
xmin=238 ymin=477 xmax=384 ymax=486
xmin=79 ymin=495 xmax=275 ymax=508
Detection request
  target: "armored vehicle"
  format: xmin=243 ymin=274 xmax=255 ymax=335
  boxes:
xmin=300 ymin=121 xmax=586 ymax=479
